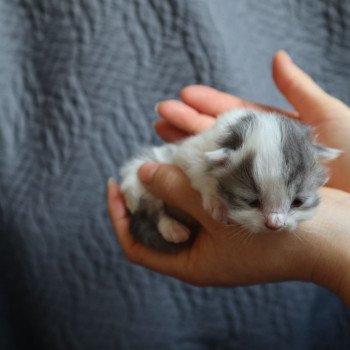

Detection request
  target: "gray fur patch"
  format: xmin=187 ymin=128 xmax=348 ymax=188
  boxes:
xmin=217 ymin=152 xmax=259 ymax=209
xmin=279 ymin=118 xmax=310 ymax=188
xmin=129 ymin=211 xmax=193 ymax=252
xmin=219 ymin=114 xmax=255 ymax=150
xmin=129 ymin=200 xmax=200 ymax=252
xmin=279 ymin=117 xmax=328 ymax=192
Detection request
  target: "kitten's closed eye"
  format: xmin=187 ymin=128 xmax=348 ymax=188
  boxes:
xmin=247 ymin=199 xmax=261 ymax=208
xmin=291 ymin=198 xmax=303 ymax=208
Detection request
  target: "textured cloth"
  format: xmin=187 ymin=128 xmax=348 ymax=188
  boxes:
xmin=1 ymin=1 xmax=350 ymax=349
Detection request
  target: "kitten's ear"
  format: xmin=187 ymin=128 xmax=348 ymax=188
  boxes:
xmin=204 ymin=148 xmax=231 ymax=168
xmin=313 ymin=143 xmax=341 ymax=161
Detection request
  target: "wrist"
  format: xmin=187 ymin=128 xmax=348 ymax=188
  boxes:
xmin=298 ymin=188 xmax=350 ymax=306
xmin=308 ymin=233 xmax=350 ymax=307
xmin=310 ymin=234 xmax=350 ymax=307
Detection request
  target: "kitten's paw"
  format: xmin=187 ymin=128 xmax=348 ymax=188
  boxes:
xmin=157 ymin=215 xmax=191 ymax=243
xmin=203 ymin=196 xmax=229 ymax=224
xmin=123 ymin=191 xmax=139 ymax=214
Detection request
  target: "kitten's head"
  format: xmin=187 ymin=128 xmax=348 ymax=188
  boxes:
xmin=205 ymin=111 xmax=340 ymax=233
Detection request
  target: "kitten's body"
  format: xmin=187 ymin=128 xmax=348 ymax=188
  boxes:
xmin=120 ymin=109 xmax=339 ymax=251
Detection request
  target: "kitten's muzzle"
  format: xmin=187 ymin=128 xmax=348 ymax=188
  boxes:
xmin=264 ymin=213 xmax=286 ymax=231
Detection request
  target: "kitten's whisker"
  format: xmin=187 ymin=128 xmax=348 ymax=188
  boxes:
xmin=293 ymin=231 xmax=307 ymax=244
xmin=238 ymin=231 xmax=256 ymax=247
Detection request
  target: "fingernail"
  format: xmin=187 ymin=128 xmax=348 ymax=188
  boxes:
xmin=154 ymin=102 xmax=160 ymax=114
xmin=108 ymin=177 xmax=116 ymax=186
xmin=138 ymin=163 xmax=159 ymax=184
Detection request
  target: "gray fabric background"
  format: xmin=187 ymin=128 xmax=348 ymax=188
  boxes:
xmin=0 ymin=1 xmax=349 ymax=349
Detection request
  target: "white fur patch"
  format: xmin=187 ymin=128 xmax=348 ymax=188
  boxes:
xmin=120 ymin=158 xmax=148 ymax=213
xmin=250 ymin=115 xmax=287 ymax=211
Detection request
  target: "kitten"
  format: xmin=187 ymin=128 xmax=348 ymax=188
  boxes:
xmin=120 ymin=109 xmax=340 ymax=252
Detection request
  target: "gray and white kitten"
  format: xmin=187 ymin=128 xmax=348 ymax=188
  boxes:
xmin=120 ymin=109 xmax=339 ymax=252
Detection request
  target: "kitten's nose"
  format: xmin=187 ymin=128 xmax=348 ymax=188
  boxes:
xmin=264 ymin=222 xmax=283 ymax=231
xmin=264 ymin=213 xmax=285 ymax=231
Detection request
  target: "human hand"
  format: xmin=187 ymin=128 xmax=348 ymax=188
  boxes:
xmin=107 ymin=51 xmax=350 ymax=306
xmin=108 ymin=164 xmax=350 ymax=306
xmin=155 ymin=51 xmax=350 ymax=192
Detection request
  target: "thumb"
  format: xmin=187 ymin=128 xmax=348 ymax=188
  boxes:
xmin=272 ymin=50 xmax=336 ymax=123
xmin=138 ymin=163 xmax=215 ymax=228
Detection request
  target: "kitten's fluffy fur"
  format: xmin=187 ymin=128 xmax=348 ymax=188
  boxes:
xmin=120 ymin=109 xmax=339 ymax=251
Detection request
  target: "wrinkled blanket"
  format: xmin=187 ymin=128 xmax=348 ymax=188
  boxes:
xmin=1 ymin=1 xmax=350 ymax=349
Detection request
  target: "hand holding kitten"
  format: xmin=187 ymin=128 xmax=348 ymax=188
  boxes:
xmin=109 ymin=164 xmax=350 ymax=306
xmin=108 ymin=51 xmax=350 ymax=306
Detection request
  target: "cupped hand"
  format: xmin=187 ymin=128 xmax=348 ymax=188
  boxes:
xmin=155 ymin=51 xmax=350 ymax=192
xmin=108 ymin=164 xmax=312 ymax=287
xmin=107 ymin=51 xmax=350 ymax=306
xmin=108 ymin=164 xmax=350 ymax=303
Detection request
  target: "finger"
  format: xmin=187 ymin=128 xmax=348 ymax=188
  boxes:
xmin=154 ymin=119 xmax=189 ymax=142
xmin=107 ymin=178 xmax=138 ymax=251
xmin=180 ymin=85 xmax=297 ymax=118
xmin=138 ymin=163 xmax=217 ymax=229
xmin=107 ymin=178 xmax=193 ymax=279
xmin=272 ymin=50 xmax=340 ymax=123
xmin=156 ymin=99 xmax=215 ymax=134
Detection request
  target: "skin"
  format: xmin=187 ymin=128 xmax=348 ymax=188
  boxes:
xmin=108 ymin=51 xmax=350 ymax=307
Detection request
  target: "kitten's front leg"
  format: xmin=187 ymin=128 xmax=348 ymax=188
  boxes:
xmin=190 ymin=174 xmax=229 ymax=224
xmin=202 ymin=194 xmax=229 ymax=224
